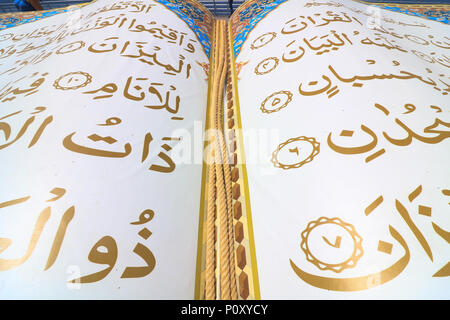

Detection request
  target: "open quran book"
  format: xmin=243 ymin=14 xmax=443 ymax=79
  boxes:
xmin=0 ymin=0 xmax=448 ymax=300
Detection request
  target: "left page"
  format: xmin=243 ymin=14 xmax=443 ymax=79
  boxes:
xmin=0 ymin=0 xmax=213 ymax=299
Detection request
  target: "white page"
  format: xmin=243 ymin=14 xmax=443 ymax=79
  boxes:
xmin=234 ymin=0 xmax=449 ymax=299
xmin=0 ymin=0 xmax=211 ymax=299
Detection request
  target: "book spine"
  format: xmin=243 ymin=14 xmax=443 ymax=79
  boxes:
xmin=195 ymin=19 xmax=238 ymax=300
xmin=195 ymin=17 xmax=261 ymax=301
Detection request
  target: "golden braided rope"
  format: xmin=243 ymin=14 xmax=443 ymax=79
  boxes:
xmin=205 ymin=19 xmax=238 ymax=300
xmin=205 ymin=141 xmax=217 ymax=300
xmin=215 ymin=21 xmax=238 ymax=300
xmin=213 ymin=20 xmax=232 ymax=300
xmin=223 ymin=23 xmax=238 ymax=300
xmin=218 ymin=20 xmax=239 ymax=300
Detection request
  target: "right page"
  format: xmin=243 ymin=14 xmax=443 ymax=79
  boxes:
xmin=229 ymin=0 xmax=449 ymax=299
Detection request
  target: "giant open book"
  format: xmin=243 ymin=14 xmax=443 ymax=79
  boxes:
xmin=0 ymin=0 xmax=449 ymax=299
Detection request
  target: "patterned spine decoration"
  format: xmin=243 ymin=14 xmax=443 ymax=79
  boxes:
xmin=223 ymin=23 xmax=239 ymax=301
xmin=225 ymin=21 xmax=253 ymax=300
xmin=204 ymin=19 xmax=238 ymax=300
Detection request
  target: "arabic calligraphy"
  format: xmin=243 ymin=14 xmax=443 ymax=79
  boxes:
xmin=0 ymin=107 xmax=53 ymax=151
xmin=62 ymin=119 xmax=178 ymax=173
xmin=0 ymin=4 xmax=199 ymax=77
xmin=0 ymin=188 xmax=158 ymax=283
xmin=69 ymin=209 xmax=156 ymax=283
xmin=0 ymin=188 xmax=72 ymax=272
xmin=290 ymin=185 xmax=450 ymax=291
xmin=327 ymin=102 xmax=449 ymax=163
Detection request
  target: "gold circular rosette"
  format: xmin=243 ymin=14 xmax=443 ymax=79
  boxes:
xmin=254 ymin=57 xmax=279 ymax=75
xmin=300 ymin=217 xmax=364 ymax=273
xmin=260 ymin=90 xmax=293 ymax=114
xmin=271 ymin=136 xmax=320 ymax=169
xmin=251 ymin=32 xmax=277 ymax=50
xmin=53 ymin=71 xmax=92 ymax=91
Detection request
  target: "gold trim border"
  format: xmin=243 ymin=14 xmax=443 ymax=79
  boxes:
xmin=194 ymin=20 xmax=216 ymax=300
xmin=227 ymin=22 xmax=261 ymax=300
